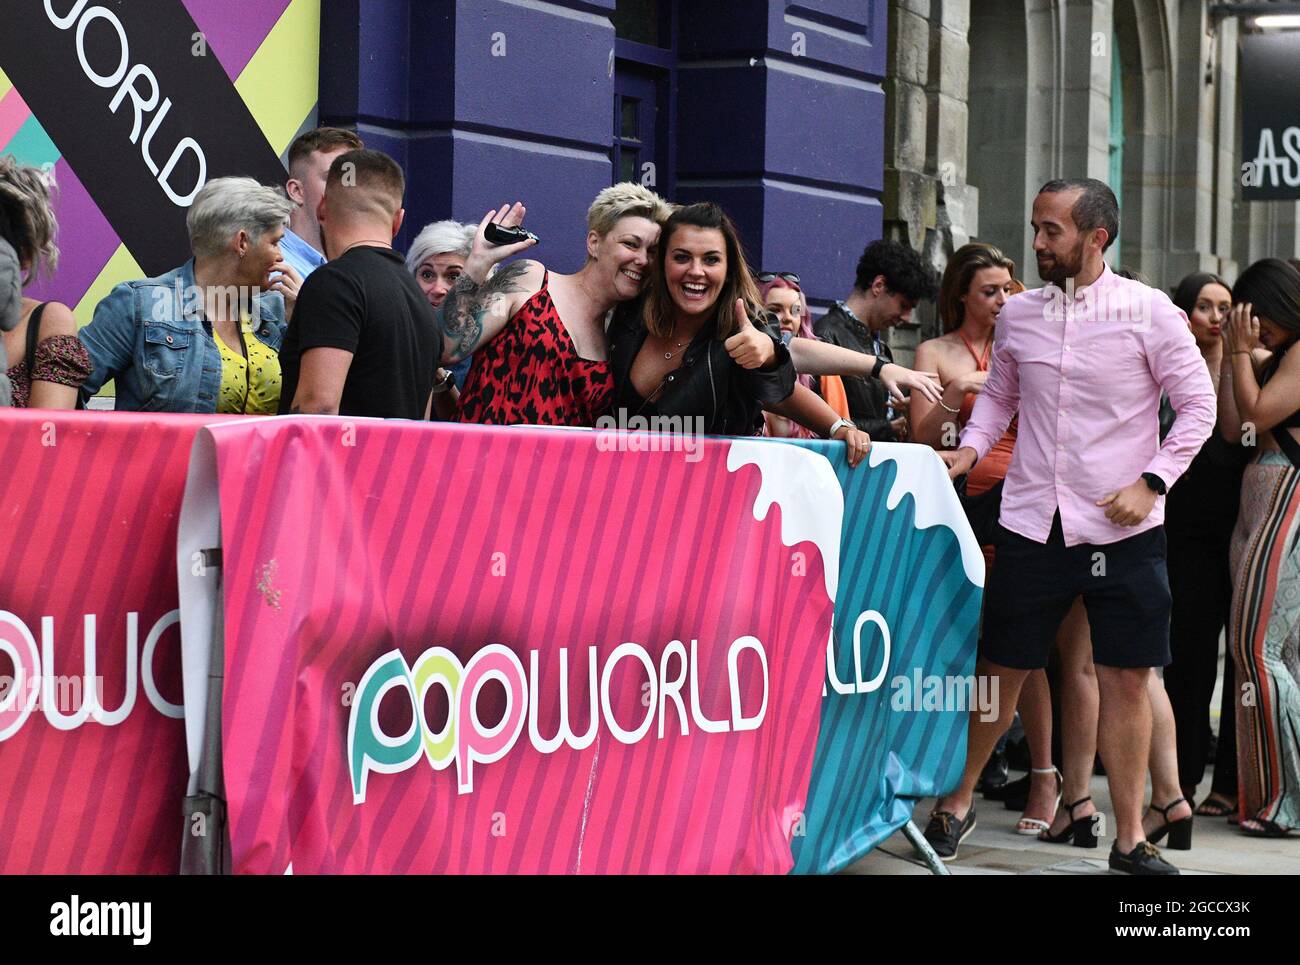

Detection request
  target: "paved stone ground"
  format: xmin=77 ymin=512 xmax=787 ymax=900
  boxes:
xmin=843 ymin=772 xmax=1300 ymax=875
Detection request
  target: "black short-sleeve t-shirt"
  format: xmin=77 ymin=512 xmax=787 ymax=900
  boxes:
xmin=278 ymin=246 xmax=439 ymax=419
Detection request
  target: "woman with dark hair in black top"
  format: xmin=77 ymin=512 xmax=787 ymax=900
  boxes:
xmin=608 ymin=202 xmax=872 ymax=464
xmin=1159 ymin=272 xmax=1242 ymax=819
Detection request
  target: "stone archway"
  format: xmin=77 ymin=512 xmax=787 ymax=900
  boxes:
xmin=1112 ymin=0 xmax=1174 ymax=282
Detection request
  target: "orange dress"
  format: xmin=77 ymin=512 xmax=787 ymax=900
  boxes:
xmin=953 ymin=331 xmax=1016 ymax=569
xmin=820 ymin=374 xmax=851 ymax=421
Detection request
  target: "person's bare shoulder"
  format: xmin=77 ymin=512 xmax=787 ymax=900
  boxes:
xmin=33 ymin=301 xmax=78 ymax=339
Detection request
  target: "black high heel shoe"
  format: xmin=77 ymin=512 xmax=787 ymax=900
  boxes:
xmin=1146 ymin=797 xmax=1193 ymax=850
xmin=1038 ymin=796 xmax=1098 ymax=848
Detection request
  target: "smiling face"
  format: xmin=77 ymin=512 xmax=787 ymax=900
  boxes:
xmin=1187 ymin=282 xmax=1232 ymax=348
xmin=960 ymin=266 xmax=1014 ymax=328
xmin=588 ymin=215 xmax=660 ymax=302
xmin=763 ymin=286 xmax=804 ymax=335
xmin=1031 ymin=188 xmax=1091 ymax=286
xmin=415 ymin=252 xmax=467 ymax=309
xmin=665 ymin=225 xmax=727 ymax=319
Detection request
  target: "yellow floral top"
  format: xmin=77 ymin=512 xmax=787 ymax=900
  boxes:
xmin=213 ymin=316 xmax=281 ymax=415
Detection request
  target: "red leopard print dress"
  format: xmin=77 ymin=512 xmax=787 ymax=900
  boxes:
xmin=454 ymin=270 xmax=614 ymax=427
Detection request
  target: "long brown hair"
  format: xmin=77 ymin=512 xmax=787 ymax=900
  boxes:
xmin=642 ymin=202 xmax=763 ymax=340
xmin=939 ymin=242 xmax=1017 ymax=333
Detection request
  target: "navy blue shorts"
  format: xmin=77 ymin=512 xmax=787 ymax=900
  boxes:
xmin=981 ymin=513 xmax=1171 ymax=670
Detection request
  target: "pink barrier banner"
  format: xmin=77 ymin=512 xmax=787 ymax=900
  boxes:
xmin=180 ymin=418 xmax=839 ymax=873
xmin=0 ymin=410 xmax=213 ymax=874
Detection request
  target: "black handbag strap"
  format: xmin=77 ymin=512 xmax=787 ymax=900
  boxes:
xmin=25 ymin=301 xmax=45 ymax=373
xmin=1274 ymin=425 xmax=1300 ymax=470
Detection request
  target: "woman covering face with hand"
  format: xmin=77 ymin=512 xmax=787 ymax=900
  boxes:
xmin=1218 ymin=258 xmax=1300 ymax=837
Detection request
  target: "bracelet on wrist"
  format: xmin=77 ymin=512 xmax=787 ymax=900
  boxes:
xmin=938 ymin=399 xmax=960 ymax=415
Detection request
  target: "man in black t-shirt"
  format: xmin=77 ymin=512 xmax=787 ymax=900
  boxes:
xmin=279 ymin=149 xmax=439 ymax=419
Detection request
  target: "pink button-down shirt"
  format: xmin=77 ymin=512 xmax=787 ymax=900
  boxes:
xmin=960 ymin=264 xmax=1216 ymax=547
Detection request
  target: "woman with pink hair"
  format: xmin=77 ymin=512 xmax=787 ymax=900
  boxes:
xmin=757 ymin=273 xmax=849 ymax=438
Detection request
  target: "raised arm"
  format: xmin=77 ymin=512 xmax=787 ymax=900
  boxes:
xmin=1223 ymin=302 xmax=1300 ymax=438
xmin=1218 ymin=345 xmax=1268 ymax=444
xmin=436 ymin=259 xmax=542 ymax=363
xmin=786 ymin=337 xmax=942 ymax=404
xmin=436 ymin=203 xmax=541 ymax=364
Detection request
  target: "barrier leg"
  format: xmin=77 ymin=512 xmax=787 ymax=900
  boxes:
xmin=902 ymin=819 xmax=951 ymax=875
xmin=180 ymin=551 xmax=231 ymax=874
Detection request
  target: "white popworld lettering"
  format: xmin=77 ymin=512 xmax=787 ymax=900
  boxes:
xmin=46 ymin=0 xmax=207 ymax=205
xmin=824 ymin=609 xmax=891 ymax=696
xmin=348 ymin=636 xmax=770 ymax=802
xmin=0 ymin=609 xmax=184 ymax=742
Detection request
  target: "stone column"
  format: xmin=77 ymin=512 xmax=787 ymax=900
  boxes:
xmin=884 ymin=0 xmax=977 ymax=356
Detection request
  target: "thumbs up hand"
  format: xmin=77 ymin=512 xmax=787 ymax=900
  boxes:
xmin=725 ymin=300 xmax=776 ymax=369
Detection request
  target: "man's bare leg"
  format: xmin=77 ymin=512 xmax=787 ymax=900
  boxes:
xmin=934 ymin=659 xmax=1031 ymax=820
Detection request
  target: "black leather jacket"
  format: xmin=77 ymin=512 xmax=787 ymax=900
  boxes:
xmin=608 ymin=300 xmax=796 ymax=436
xmin=813 ymin=301 xmax=895 ymax=439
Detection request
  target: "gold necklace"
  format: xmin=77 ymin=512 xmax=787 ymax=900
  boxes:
xmin=339 ymin=240 xmax=392 ymax=255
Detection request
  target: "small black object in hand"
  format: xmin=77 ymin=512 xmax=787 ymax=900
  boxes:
xmin=484 ymin=222 xmax=539 ymax=246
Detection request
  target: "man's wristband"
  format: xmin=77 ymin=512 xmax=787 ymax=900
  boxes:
xmin=870 ymin=356 xmax=887 ymax=379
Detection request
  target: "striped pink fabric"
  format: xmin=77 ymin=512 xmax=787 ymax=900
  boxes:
xmin=212 ymin=420 xmax=832 ymax=874
xmin=0 ymin=410 xmax=221 ymax=873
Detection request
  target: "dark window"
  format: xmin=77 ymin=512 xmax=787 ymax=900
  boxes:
xmin=611 ymin=0 xmax=664 ymax=48
xmin=611 ymin=2 xmax=677 ymax=194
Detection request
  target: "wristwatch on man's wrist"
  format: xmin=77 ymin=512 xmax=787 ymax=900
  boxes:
xmin=1141 ymin=472 xmax=1167 ymax=496
xmin=870 ymin=356 xmax=888 ymax=379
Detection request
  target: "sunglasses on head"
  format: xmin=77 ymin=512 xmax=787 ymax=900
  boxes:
xmin=757 ymin=271 xmax=801 ymax=285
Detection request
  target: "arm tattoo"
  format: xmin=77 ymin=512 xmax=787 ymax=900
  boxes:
xmin=436 ymin=261 xmax=534 ymax=358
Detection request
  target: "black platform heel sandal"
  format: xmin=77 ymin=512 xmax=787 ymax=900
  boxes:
xmin=1038 ymin=796 xmax=1098 ymax=848
xmin=1146 ymin=797 xmax=1193 ymax=850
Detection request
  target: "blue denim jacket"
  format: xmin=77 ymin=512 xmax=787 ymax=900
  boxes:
xmin=79 ymin=259 xmax=286 ymax=412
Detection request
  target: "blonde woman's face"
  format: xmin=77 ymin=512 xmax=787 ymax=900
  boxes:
xmin=591 ymin=215 xmax=659 ymax=302
xmin=764 ymin=286 xmax=803 ymax=335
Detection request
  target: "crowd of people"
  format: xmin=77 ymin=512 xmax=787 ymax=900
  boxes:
xmin=3 ymin=128 xmax=1300 ymax=876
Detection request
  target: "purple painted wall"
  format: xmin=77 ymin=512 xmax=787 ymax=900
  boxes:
xmin=319 ymin=0 xmax=886 ymax=308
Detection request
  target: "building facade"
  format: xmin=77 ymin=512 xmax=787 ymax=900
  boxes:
xmin=318 ymin=0 xmax=889 ymax=315
xmin=884 ymin=0 xmax=1300 ymax=358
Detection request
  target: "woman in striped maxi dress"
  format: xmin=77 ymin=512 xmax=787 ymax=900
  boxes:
xmin=1220 ymin=258 xmax=1300 ymax=837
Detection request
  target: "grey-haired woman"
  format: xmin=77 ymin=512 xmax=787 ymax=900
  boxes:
xmin=78 ymin=176 xmax=297 ymax=413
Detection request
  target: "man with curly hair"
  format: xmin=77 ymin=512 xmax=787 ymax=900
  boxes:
xmin=813 ymin=239 xmax=939 ymax=441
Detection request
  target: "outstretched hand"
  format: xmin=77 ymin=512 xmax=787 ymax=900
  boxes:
xmin=881 ymin=363 xmax=943 ymax=404
xmin=465 ymin=202 xmax=537 ymax=282
xmin=725 ymin=300 xmax=776 ymax=369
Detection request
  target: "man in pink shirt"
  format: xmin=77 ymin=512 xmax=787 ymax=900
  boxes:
xmin=924 ymin=179 xmax=1216 ymax=874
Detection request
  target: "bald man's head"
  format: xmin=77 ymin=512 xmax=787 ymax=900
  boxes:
xmin=323 ymin=149 xmax=405 ymax=223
